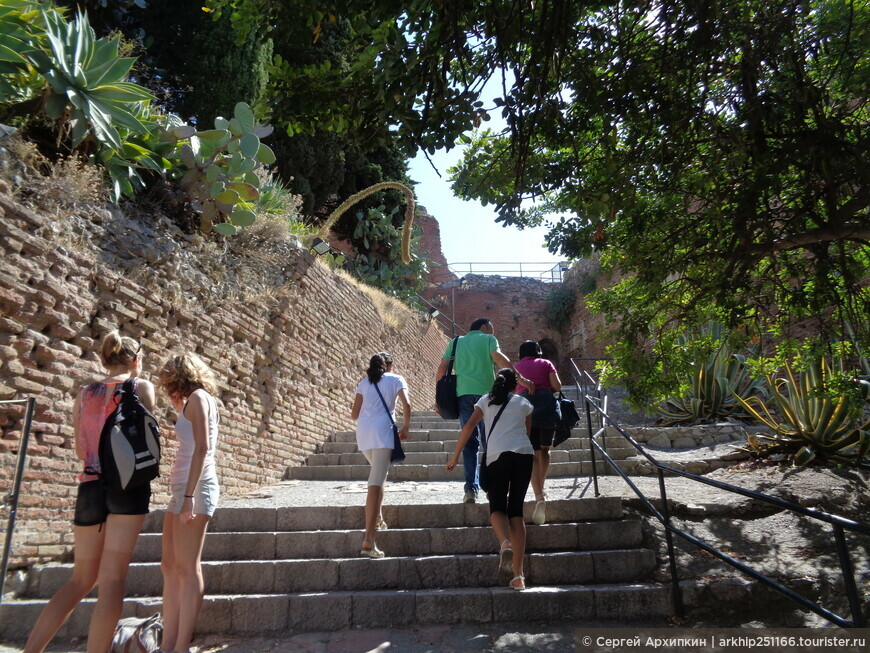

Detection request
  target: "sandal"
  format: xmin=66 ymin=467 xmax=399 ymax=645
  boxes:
xmin=499 ymin=540 xmax=513 ymax=574
xmin=376 ymin=517 xmax=388 ymax=530
xmin=360 ymin=542 xmax=385 ymax=558
xmin=509 ymin=575 xmax=526 ymax=591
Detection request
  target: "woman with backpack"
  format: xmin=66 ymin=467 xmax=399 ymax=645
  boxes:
xmin=25 ymin=331 xmax=157 ymax=653
xmin=351 ymin=352 xmax=410 ymax=558
xmin=157 ymin=352 xmax=221 ymax=653
xmin=514 ymin=340 xmax=562 ymax=525
xmin=446 ymin=368 xmax=534 ymax=590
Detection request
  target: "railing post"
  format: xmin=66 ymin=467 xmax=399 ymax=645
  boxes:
xmin=833 ymin=523 xmax=866 ymax=627
xmin=0 ymin=397 xmax=36 ymax=605
xmin=658 ymin=469 xmax=684 ymax=618
xmin=585 ymin=397 xmax=599 ymax=497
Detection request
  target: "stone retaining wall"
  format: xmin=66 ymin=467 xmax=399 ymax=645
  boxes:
xmin=610 ymin=423 xmax=749 ymax=449
xmin=0 ymin=194 xmax=446 ymax=567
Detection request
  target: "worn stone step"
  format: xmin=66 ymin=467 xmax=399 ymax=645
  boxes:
xmin=286 ymin=460 xmax=621 ymax=482
xmin=129 ymin=519 xmax=643 ymax=563
xmin=0 ymin=583 xmax=672 ymax=639
xmin=306 ymin=447 xmax=636 ymax=467
xmin=138 ymin=497 xmax=625 ymax=534
xmin=25 ymin=548 xmax=656 ymax=598
xmin=325 ymin=430 xmax=626 ymax=449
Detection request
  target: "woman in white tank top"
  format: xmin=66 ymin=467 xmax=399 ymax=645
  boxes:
xmin=157 ymin=352 xmax=220 ymax=653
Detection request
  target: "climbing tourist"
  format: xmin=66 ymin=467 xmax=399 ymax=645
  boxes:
xmin=446 ymin=368 xmax=534 ymax=590
xmin=157 ymin=352 xmax=221 ymax=653
xmin=435 ymin=318 xmax=535 ymax=504
xmin=351 ymin=351 xmax=411 ymax=558
xmin=514 ymin=340 xmax=562 ymax=525
xmin=24 ymin=331 xmax=157 ymax=653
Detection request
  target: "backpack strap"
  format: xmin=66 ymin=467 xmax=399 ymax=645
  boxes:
xmin=445 ymin=337 xmax=459 ymax=376
xmin=372 ymin=381 xmax=396 ymax=428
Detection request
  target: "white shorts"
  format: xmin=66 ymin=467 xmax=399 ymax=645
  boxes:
xmin=167 ymin=477 xmax=220 ymax=517
xmin=362 ymin=448 xmax=392 ymax=487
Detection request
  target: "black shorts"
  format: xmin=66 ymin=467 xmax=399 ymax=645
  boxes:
xmin=73 ymin=479 xmax=151 ymax=527
xmin=529 ymin=427 xmax=555 ymax=450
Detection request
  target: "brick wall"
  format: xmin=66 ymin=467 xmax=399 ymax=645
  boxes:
xmin=0 ymin=194 xmax=446 ymax=567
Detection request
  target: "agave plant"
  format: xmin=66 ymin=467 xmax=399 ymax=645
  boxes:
xmin=736 ymin=358 xmax=870 ymax=466
xmin=656 ymin=323 xmax=766 ymax=425
xmin=27 ymin=9 xmax=155 ymax=149
xmin=0 ymin=0 xmax=54 ymax=102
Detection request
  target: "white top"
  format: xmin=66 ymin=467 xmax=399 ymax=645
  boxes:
xmin=355 ymin=373 xmax=408 ymax=450
xmin=171 ymin=390 xmax=220 ymax=485
xmin=477 ymin=393 xmax=534 ymax=465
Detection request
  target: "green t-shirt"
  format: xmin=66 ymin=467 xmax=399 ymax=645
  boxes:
xmin=442 ymin=330 xmax=499 ymax=396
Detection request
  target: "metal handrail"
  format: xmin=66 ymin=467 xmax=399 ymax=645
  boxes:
xmin=414 ymin=292 xmax=467 ymax=336
xmin=0 ymin=396 xmax=36 ymax=605
xmin=582 ymin=394 xmax=869 ymax=628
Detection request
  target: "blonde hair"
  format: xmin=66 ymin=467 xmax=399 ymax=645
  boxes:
xmin=100 ymin=330 xmax=140 ymax=366
xmin=159 ymin=351 xmax=218 ymax=399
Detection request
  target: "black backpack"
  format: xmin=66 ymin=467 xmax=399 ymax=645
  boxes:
xmin=98 ymin=377 xmax=160 ymax=491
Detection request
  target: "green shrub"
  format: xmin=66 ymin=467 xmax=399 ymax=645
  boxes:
xmin=545 ymin=285 xmax=576 ymax=330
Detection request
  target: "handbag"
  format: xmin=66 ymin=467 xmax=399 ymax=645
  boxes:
xmin=554 ymin=392 xmax=581 ymax=448
xmin=478 ymin=394 xmax=512 ymax=493
xmin=435 ymin=337 xmax=460 ymax=420
xmin=111 ymin=612 xmax=162 ymax=652
xmin=373 ymin=381 xmax=405 ymax=462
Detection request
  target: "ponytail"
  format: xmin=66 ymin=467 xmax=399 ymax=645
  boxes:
xmin=366 ymin=351 xmax=393 ymax=384
xmin=100 ymin=330 xmax=140 ymax=367
xmin=488 ymin=368 xmax=517 ymax=406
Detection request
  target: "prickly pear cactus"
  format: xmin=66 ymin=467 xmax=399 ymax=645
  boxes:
xmin=174 ymin=102 xmax=276 ymax=235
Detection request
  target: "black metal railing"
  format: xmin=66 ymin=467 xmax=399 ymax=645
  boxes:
xmin=581 ymin=391 xmax=869 ymax=628
xmin=0 ymin=396 xmax=36 ymax=605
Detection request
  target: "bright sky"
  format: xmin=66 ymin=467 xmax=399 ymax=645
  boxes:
xmin=408 ymin=147 xmax=563 ymax=276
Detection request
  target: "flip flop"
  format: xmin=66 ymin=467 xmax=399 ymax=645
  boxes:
xmin=532 ymin=500 xmax=547 ymax=525
xmin=377 ymin=517 xmax=388 ymax=530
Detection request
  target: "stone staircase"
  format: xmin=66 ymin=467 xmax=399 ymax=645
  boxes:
xmin=0 ymin=411 xmax=672 ymax=642
xmin=288 ymin=412 xmax=635 ymax=482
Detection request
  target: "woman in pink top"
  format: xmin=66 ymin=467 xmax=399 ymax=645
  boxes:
xmin=513 ymin=341 xmax=562 ymax=525
xmin=25 ymin=331 xmax=156 ymax=653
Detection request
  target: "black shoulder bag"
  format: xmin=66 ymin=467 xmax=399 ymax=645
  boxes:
xmin=478 ymin=393 xmax=512 ymax=493
xmin=373 ymin=381 xmax=406 ymax=462
xmin=435 ymin=337 xmax=460 ymax=420
xmin=554 ymin=392 xmax=581 ymax=447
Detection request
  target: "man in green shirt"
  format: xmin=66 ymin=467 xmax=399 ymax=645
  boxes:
xmin=435 ymin=318 xmax=534 ymax=502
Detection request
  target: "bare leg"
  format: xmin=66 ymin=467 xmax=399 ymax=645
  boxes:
xmin=490 ymin=511 xmax=511 ymax=546
xmin=160 ymin=513 xmax=181 ymax=653
xmin=24 ymin=525 xmax=105 ymax=653
xmin=170 ymin=514 xmax=211 ymax=653
xmin=531 ymin=447 xmax=551 ymax=501
xmin=363 ymin=485 xmax=384 ymax=549
xmin=508 ymin=516 xmax=526 ymax=579
xmin=86 ymin=513 xmax=146 ymax=653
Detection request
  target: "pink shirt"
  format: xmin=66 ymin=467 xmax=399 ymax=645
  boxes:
xmin=514 ymin=357 xmax=557 ymax=392
xmin=76 ymin=381 xmax=124 ymax=482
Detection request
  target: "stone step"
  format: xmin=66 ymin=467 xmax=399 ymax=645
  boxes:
xmin=306 ymin=447 xmax=636 ymax=467
xmin=25 ymin=548 xmax=656 ymax=598
xmin=286 ymin=460 xmax=620 ymax=481
xmin=0 ymin=583 xmax=672 ymax=639
xmin=131 ymin=520 xmax=643 ymax=563
xmin=138 ymin=497 xmax=625 ymax=534
xmin=320 ymin=435 xmax=629 ymax=453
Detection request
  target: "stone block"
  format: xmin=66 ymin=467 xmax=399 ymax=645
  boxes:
xmin=288 ymin=591 xmax=352 ymax=631
xmin=594 ymin=584 xmax=673 ymax=620
xmin=394 ymin=503 xmax=457 ymax=529
xmin=529 ymin=552 xmax=594 ymax=585
xmin=278 ymin=530 xmax=356 ymax=559
xmin=672 ymin=436 xmax=697 ymax=449
xmin=646 ymin=434 xmax=672 ymax=448
xmin=277 ymin=558 xmax=340 ymax=593
xmin=277 ymin=506 xmax=343 ymax=531
xmin=231 ymin=594 xmax=289 ymax=633
xmin=338 ymin=557 xmax=403 ymax=591
xmin=431 ymin=526 xmax=492 ymax=555
xmin=204 ymin=532 xmax=276 ymax=561
xmin=378 ymin=528 xmax=430 ymax=557
xmin=217 ymin=560 xmax=276 ymax=594
xmin=492 ymin=586 xmax=595 ymax=622
xmin=576 ymin=520 xmax=642 ymax=551
xmin=399 ymin=554 xmax=461 ymax=589
xmin=211 ymin=507 xmax=276 ymax=533
xmin=351 ymin=590 xmax=416 ymax=628
xmin=592 ymin=549 xmax=655 ymax=583
xmin=125 ymin=563 xmax=162 ymax=596
xmin=415 ymin=588 xmax=493 ymax=624
xmin=526 ymin=523 xmax=578 ymax=551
